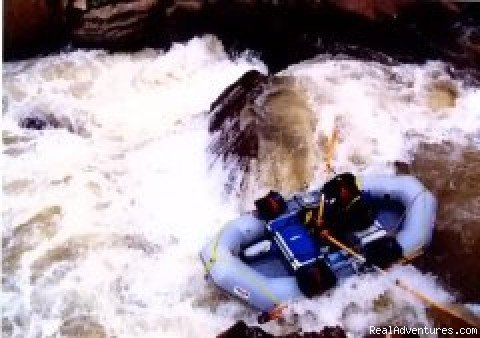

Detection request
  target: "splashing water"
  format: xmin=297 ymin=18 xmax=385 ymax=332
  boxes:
xmin=280 ymin=58 xmax=480 ymax=189
xmin=2 ymin=36 xmax=479 ymax=337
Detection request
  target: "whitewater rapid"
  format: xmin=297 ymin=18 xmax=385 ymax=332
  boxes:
xmin=2 ymin=36 xmax=479 ymax=337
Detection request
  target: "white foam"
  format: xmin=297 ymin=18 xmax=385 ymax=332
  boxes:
xmin=281 ymin=59 xmax=480 ymax=187
xmin=3 ymin=36 xmax=479 ymax=337
xmin=3 ymin=36 xmax=264 ymax=338
xmin=466 ymin=304 xmax=480 ymax=316
xmin=265 ymin=265 xmax=453 ymax=337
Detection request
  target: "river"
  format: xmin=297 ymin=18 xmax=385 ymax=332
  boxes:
xmin=2 ymin=35 xmax=479 ymax=337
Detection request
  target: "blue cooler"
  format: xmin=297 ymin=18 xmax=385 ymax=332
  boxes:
xmin=266 ymin=211 xmax=324 ymax=272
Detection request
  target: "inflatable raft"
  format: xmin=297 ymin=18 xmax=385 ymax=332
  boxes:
xmin=200 ymin=175 xmax=436 ymax=313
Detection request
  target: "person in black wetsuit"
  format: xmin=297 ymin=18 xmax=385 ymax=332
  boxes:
xmin=304 ymin=172 xmax=374 ymax=243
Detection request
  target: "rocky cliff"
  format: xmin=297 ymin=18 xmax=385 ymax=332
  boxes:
xmin=4 ymin=1 xmax=479 ymax=73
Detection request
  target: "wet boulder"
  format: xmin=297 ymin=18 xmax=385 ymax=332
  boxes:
xmin=5 ymin=0 xmax=478 ymax=76
xmin=218 ymin=321 xmax=422 ymax=338
xmin=218 ymin=321 xmax=348 ymax=338
xmin=4 ymin=0 xmax=67 ymax=59
xmin=208 ymin=70 xmax=317 ymax=195
xmin=217 ymin=320 xmax=273 ymax=338
xmin=208 ymin=69 xmax=269 ymax=166
xmin=327 ymin=0 xmax=415 ymax=20
xmin=70 ymin=0 xmax=160 ymax=48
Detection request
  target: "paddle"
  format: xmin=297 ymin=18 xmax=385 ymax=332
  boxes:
xmin=319 ymin=230 xmax=480 ymax=329
xmin=320 ymin=121 xmax=479 ymax=328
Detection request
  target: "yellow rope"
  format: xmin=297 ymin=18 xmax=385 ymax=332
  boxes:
xmin=204 ymin=227 xmax=282 ymax=306
xmin=317 ymin=117 xmax=473 ymax=326
xmin=316 ymin=193 xmax=326 ymax=228
xmin=394 ymin=249 xmax=423 ymax=266
xmin=344 ymin=195 xmax=361 ymax=212
xmin=204 ymin=228 xmax=224 ymax=274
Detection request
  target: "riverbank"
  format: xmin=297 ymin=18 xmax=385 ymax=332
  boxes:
xmin=4 ymin=1 xmax=480 ymax=74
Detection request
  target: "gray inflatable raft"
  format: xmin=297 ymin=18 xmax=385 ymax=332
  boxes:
xmin=200 ymin=175 xmax=436 ymax=312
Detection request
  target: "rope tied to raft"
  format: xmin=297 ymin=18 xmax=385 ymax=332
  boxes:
xmin=204 ymin=225 xmax=283 ymax=312
xmin=316 ymin=121 xmax=477 ymax=328
xmin=319 ymin=231 xmax=480 ymax=328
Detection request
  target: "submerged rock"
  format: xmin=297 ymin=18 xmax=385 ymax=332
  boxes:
xmin=427 ymin=80 xmax=458 ymax=110
xmin=19 ymin=114 xmax=68 ymax=131
xmin=19 ymin=117 xmax=49 ymax=131
xmin=18 ymin=111 xmax=90 ymax=136
xmin=59 ymin=315 xmax=107 ymax=338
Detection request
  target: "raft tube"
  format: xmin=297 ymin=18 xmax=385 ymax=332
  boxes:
xmin=359 ymin=175 xmax=437 ymax=257
xmin=200 ymin=175 xmax=436 ymax=312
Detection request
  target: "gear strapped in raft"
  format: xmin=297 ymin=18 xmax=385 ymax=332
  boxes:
xmin=200 ymin=175 xmax=437 ymax=313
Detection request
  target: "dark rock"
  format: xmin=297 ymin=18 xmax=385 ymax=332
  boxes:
xmin=217 ymin=321 xmax=348 ymax=338
xmin=20 ymin=117 xmax=48 ymax=131
xmin=328 ymin=0 xmax=418 ymax=21
xmin=208 ymin=70 xmax=269 ymax=171
xmin=70 ymin=0 xmax=160 ymax=48
xmin=19 ymin=113 xmax=66 ymax=131
xmin=326 ymin=0 xmax=458 ymax=22
xmin=217 ymin=320 xmax=274 ymax=338
xmin=162 ymin=1 xmax=479 ymax=73
xmin=18 ymin=112 xmax=90 ymax=137
xmin=4 ymin=1 xmax=479 ymax=77
xmin=394 ymin=161 xmax=410 ymax=175
xmin=218 ymin=321 xmax=424 ymax=338
xmin=283 ymin=326 xmax=347 ymax=338
xmin=4 ymin=0 xmax=67 ymax=59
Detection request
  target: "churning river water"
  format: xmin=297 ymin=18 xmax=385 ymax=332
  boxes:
xmin=2 ymin=35 xmax=479 ymax=337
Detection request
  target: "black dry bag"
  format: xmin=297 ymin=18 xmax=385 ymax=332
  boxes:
xmin=254 ymin=191 xmax=287 ymax=221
